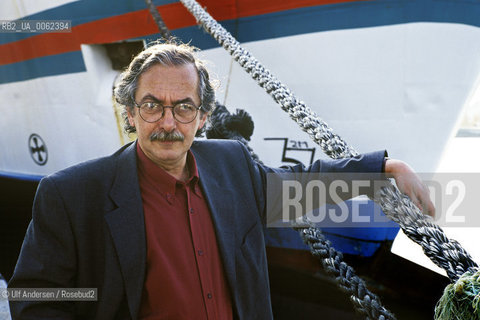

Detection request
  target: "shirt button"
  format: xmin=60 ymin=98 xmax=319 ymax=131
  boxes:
xmin=198 ymin=250 xmax=203 ymax=256
xmin=207 ymin=293 xmax=212 ymax=299
xmin=190 ymin=208 xmax=194 ymax=214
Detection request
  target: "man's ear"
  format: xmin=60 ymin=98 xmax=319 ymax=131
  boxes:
xmin=127 ymin=108 xmax=135 ymax=128
xmin=198 ymin=112 xmax=208 ymax=129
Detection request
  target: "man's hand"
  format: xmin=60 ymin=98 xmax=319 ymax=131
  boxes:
xmin=384 ymin=159 xmax=435 ymax=218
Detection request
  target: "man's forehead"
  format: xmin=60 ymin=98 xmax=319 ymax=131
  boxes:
xmin=135 ymin=63 xmax=200 ymax=100
xmin=138 ymin=63 xmax=198 ymax=84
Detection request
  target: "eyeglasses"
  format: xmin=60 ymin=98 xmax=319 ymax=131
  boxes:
xmin=133 ymin=100 xmax=202 ymax=124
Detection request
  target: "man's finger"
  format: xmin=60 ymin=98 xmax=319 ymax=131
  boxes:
xmin=423 ymin=199 xmax=436 ymax=218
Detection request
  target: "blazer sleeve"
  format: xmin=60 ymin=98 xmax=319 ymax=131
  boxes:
xmin=9 ymin=176 xmax=76 ymax=319
xmin=235 ymin=141 xmax=388 ymax=224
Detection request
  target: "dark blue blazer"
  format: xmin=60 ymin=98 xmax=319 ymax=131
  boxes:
xmin=9 ymin=140 xmax=385 ymax=319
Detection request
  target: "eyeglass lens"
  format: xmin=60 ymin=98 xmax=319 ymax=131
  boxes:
xmin=139 ymin=103 xmax=199 ymax=124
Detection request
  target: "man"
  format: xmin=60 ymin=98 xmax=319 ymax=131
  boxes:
xmin=9 ymin=42 xmax=433 ymax=319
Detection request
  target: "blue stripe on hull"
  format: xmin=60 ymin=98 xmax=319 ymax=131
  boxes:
xmin=3 ymin=0 xmax=480 ymax=83
xmin=3 ymin=0 xmax=480 ymax=46
xmin=233 ymin=1 xmax=480 ymax=43
xmin=0 ymin=171 xmax=44 ymax=182
xmin=0 ymin=51 xmax=86 ymax=84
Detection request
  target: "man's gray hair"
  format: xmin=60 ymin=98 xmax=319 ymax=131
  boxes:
xmin=114 ymin=41 xmax=216 ymax=135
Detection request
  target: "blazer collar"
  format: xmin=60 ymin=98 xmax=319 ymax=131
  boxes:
xmin=105 ymin=141 xmax=146 ymax=319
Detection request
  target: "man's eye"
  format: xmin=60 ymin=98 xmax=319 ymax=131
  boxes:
xmin=143 ymin=102 xmax=159 ymax=110
xmin=177 ymin=103 xmax=195 ymax=111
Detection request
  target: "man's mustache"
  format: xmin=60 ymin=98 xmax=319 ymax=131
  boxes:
xmin=149 ymin=131 xmax=185 ymax=142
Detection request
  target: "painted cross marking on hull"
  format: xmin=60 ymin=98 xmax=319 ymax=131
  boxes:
xmin=29 ymin=134 xmax=48 ymax=166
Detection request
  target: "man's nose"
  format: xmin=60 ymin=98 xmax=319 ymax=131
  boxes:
xmin=160 ymin=107 xmax=176 ymax=131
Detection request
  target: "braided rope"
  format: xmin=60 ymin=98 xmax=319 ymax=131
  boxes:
xmin=377 ymin=185 xmax=478 ymax=280
xmin=179 ymin=0 xmax=478 ymax=283
xmin=295 ymin=220 xmax=396 ymax=320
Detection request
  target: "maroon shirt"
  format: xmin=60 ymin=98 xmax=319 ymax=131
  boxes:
xmin=136 ymin=144 xmax=233 ymax=319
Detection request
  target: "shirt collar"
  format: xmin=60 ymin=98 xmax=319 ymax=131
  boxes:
xmin=136 ymin=142 xmax=200 ymax=195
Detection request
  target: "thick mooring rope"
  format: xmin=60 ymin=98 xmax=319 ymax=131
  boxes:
xmin=179 ymin=0 xmax=478 ymax=283
xmin=207 ymin=103 xmax=395 ymax=319
xmin=297 ymin=224 xmax=395 ymax=320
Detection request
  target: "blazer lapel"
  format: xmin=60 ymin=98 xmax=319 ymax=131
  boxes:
xmin=192 ymin=147 xmax=237 ymax=299
xmin=105 ymin=142 xmax=146 ymax=319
